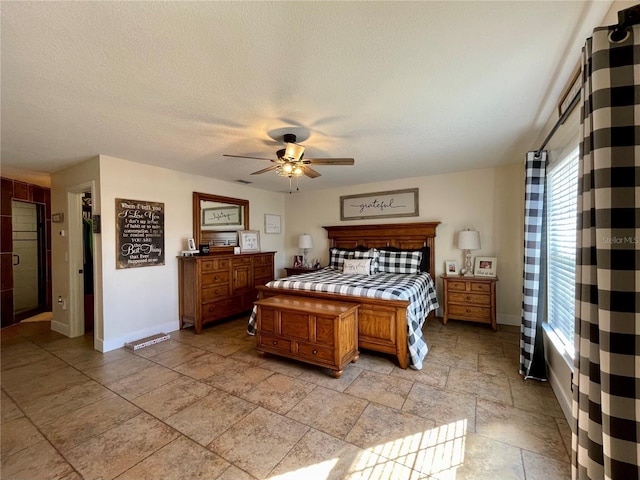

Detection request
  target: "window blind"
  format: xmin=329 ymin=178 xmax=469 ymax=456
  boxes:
xmin=547 ymin=148 xmax=579 ymax=350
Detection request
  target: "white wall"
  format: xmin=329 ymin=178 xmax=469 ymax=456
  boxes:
xmin=97 ymin=155 xmax=286 ymax=351
xmin=284 ymin=163 xmax=524 ymax=324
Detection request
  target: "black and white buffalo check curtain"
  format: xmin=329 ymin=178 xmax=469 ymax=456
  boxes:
xmin=572 ymin=20 xmax=640 ymax=480
xmin=520 ymin=151 xmax=548 ymax=380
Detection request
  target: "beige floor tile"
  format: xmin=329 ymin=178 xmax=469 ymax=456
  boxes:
xmin=510 ymin=377 xmax=565 ymax=419
xmin=62 ymin=346 xmax=133 ymax=370
xmin=0 ymin=439 xmax=75 ymax=480
xmin=391 ymin=360 xmax=450 ymax=389
xmin=403 ymin=382 xmax=476 ymax=432
xmin=352 ymin=351 xmax=396 ymax=374
xmin=203 ymin=359 xmax=274 ymax=395
xmin=217 ymin=465 xmax=258 ymax=480
xmin=21 ymin=380 xmax=114 ymax=425
xmin=345 ymin=402 xmax=437 ymax=468
xmin=257 ymin=354 xmax=309 ymax=377
xmin=1 ymin=344 xmax=57 ymax=371
xmin=1 ymin=391 xmax=24 ymax=424
xmin=286 ymin=386 xmax=368 ymax=438
xmin=83 ymin=355 xmax=154 ymax=384
xmin=131 ymin=376 xmax=212 ymax=419
xmin=479 ymin=353 xmax=522 ymax=378
xmin=454 ymin=336 xmax=505 ymax=355
xmin=424 ymin=332 xmax=459 ymax=349
xmin=4 ymin=366 xmax=89 ymax=404
xmin=0 ymin=356 xmax=70 ymax=390
xmin=146 ymin=343 xmax=208 ymax=368
xmin=210 ymin=407 xmax=309 ymax=479
xmin=199 ymin=337 xmax=248 ymax=357
xmin=40 ymin=394 xmax=141 ymax=452
xmin=165 ymin=389 xmax=256 ymax=446
xmin=103 ymin=363 xmax=181 ymax=400
xmin=344 ymin=370 xmax=413 ymax=409
xmin=1 ymin=416 xmax=44 ymax=457
xmin=241 ymin=373 xmax=316 ymax=415
xmin=116 ymin=435 xmax=230 ymax=480
xmin=296 ymin=363 xmax=363 ymax=392
xmin=522 ymin=450 xmax=571 ymax=480
xmin=173 ymin=352 xmax=227 ymax=379
xmin=476 ymin=398 xmax=569 ymax=462
xmin=229 ymin=345 xmax=269 ymax=366
xmin=64 ymin=412 xmax=179 ymax=480
xmin=268 ymin=428 xmax=420 ymax=480
xmin=423 ymin=345 xmax=478 ymax=371
xmin=428 ymin=432 xmax=525 ymax=480
xmin=446 ymin=367 xmax=512 ymax=405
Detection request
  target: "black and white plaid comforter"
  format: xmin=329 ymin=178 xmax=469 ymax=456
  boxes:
xmin=247 ymin=268 xmax=439 ymax=370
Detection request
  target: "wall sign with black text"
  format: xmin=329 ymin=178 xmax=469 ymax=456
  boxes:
xmin=116 ymin=198 xmax=165 ymax=269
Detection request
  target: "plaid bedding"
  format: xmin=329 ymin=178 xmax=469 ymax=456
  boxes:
xmin=247 ymin=268 xmax=439 ymax=369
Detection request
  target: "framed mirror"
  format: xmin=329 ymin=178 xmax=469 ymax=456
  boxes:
xmin=193 ymin=192 xmax=249 ymax=252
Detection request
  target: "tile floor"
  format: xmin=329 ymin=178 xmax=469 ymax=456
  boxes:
xmin=1 ymin=316 xmax=572 ymax=479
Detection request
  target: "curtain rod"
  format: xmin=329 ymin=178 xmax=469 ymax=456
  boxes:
xmin=536 ymin=4 xmax=639 ymax=156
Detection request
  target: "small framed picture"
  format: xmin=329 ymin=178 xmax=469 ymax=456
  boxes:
xmin=264 ymin=214 xmax=281 ymax=234
xmin=474 ymin=256 xmax=497 ymax=277
xmin=187 ymin=238 xmax=197 ymax=251
xmin=445 ymin=260 xmax=459 ymax=276
xmin=293 ymin=255 xmax=303 ymax=268
xmin=238 ymin=230 xmax=261 ymax=252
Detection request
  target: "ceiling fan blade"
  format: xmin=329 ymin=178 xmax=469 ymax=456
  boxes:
xmin=250 ymin=165 xmax=278 ymax=175
xmin=302 ymin=166 xmax=321 ymax=178
xmin=306 ymin=158 xmax=355 ymax=165
xmin=223 ymin=154 xmax=274 ymax=161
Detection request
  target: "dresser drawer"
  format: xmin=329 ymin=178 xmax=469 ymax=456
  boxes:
xmin=201 ymin=285 xmax=230 ymax=302
xmin=259 ymin=333 xmax=292 ymax=354
xmin=253 ymin=255 xmax=274 ymax=266
xmin=471 ymin=282 xmax=491 ymax=293
xmin=201 ymin=298 xmax=236 ymax=322
xmin=449 ymin=292 xmax=490 ymax=306
xmin=254 ymin=265 xmax=273 ymax=279
xmin=202 ymin=271 xmax=229 ymax=286
xmin=233 ymin=257 xmax=252 ymax=266
xmin=297 ymin=343 xmax=334 ymax=363
xmin=201 ymin=258 xmax=230 ymax=272
xmin=448 ymin=304 xmax=491 ymax=320
xmin=447 ymin=280 xmax=468 ymax=291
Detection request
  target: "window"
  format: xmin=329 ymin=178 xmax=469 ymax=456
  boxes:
xmin=546 ymin=147 xmax=579 ymax=354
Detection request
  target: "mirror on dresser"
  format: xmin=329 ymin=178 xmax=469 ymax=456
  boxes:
xmin=193 ymin=192 xmax=249 ymax=252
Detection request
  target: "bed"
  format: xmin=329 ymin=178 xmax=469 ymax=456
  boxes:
xmin=248 ymin=222 xmax=440 ymax=370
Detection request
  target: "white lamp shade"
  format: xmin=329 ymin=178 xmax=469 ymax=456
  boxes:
xmin=298 ymin=234 xmax=313 ymax=249
xmin=458 ymin=230 xmax=480 ymax=250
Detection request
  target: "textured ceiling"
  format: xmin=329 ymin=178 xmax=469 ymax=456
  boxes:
xmin=1 ymin=1 xmax=615 ymax=192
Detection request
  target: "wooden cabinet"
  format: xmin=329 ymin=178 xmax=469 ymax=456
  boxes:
xmin=254 ymin=295 xmax=359 ymax=378
xmin=178 ymin=252 xmax=275 ymax=333
xmin=441 ymin=275 xmax=498 ymax=331
xmin=285 ymin=267 xmax=320 ymax=276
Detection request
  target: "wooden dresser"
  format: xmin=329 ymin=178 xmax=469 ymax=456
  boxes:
xmin=441 ymin=275 xmax=498 ymax=331
xmin=254 ymin=295 xmax=359 ymax=378
xmin=178 ymin=252 xmax=275 ymax=333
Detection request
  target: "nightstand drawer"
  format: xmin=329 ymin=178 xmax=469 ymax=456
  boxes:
xmin=448 ymin=304 xmax=491 ymax=320
xmin=471 ymin=282 xmax=491 ymax=293
xmin=449 ymin=292 xmax=490 ymax=305
xmin=447 ymin=280 xmax=468 ymax=291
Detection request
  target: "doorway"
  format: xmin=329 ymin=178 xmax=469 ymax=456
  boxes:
xmin=12 ymin=200 xmax=47 ymax=321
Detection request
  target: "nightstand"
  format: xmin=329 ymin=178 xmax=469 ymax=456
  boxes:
xmin=285 ymin=267 xmax=319 ymax=276
xmin=441 ymin=275 xmax=498 ymax=331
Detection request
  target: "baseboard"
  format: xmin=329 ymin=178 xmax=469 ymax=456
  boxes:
xmin=547 ymin=360 xmax=573 ymax=425
xmin=101 ymin=320 xmax=179 ymax=352
xmin=51 ymin=320 xmax=70 ymax=336
xmin=497 ymin=313 xmax=520 ymax=326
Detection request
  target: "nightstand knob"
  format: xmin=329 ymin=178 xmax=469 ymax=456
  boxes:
xmin=273 ymin=340 xmax=278 ymax=345
xmin=466 ymin=296 xmax=471 ymax=301
xmin=466 ymin=309 xmax=471 ymax=313
xmin=312 ymin=349 xmax=318 ymax=354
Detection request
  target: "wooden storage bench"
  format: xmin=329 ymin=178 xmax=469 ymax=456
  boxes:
xmin=254 ymin=295 xmax=359 ymax=378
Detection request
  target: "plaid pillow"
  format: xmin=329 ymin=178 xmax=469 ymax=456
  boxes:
xmin=352 ymin=248 xmax=379 ymax=274
xmin=378 ymin=250 xmax=422 ymax=274
xmin=328 ymin=248 xmax=353 ymax=271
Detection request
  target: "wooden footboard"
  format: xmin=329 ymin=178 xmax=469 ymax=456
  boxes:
xmin=256 ymin=285 xmax=410 ymax=368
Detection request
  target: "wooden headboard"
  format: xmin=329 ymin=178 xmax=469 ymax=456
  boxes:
xmin=323 ymin=222 xmax=440 ymax=275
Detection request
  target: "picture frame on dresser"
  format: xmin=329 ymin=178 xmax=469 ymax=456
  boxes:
xmin=445 ymin=260 xmax=459 ymax=275
xmin=474 ymin=256 xmax=497 ymax=277
xmin=238 ymin=230 xmax=261 ymax=252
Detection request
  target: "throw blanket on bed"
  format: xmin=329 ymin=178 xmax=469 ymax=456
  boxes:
xmin=247 ymin=268 xmax=439 ymax=370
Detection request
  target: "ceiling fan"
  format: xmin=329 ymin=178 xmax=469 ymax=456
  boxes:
xmin=223 ymin=133 xmax=355 ymax=181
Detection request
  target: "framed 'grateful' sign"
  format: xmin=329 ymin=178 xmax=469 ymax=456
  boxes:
xmin=340 ymin=188 xmax=419 ymax=221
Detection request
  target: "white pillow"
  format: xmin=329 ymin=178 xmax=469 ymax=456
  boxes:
xmin=343 ymin=258 xmax=372 ymax=275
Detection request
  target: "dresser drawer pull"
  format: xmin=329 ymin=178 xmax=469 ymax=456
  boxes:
xmin=312 ymin=349 xmax=318 ymax=354
xmin=273 ymin=340 xmax=278 ymax=345
xmin=466 ymin=309 xmax=471 ymax=314
xmin=209 ymin=306 xmax=214 ymax=312
xmin=466 ymin=296 xmax=471 ymax=301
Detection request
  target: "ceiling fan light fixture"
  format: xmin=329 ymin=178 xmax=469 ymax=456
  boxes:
xmin=284 ymin=142 xmax=304 ymax=161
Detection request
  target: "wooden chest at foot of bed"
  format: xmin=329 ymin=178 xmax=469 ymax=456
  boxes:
xmin=254 ymin=295 xmax=359 ymax=378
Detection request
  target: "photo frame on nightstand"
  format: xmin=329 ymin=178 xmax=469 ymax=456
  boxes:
xmin=474 ymin=256 xmax=497 ymax=277
xmin=444 ymin=260 xmax=459 ymax=276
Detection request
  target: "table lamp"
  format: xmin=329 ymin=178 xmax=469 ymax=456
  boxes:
xmin=298 ymin=234 xmax=313 ymax=267
xmin=458 ymin=229 xmax=480 ymax=276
